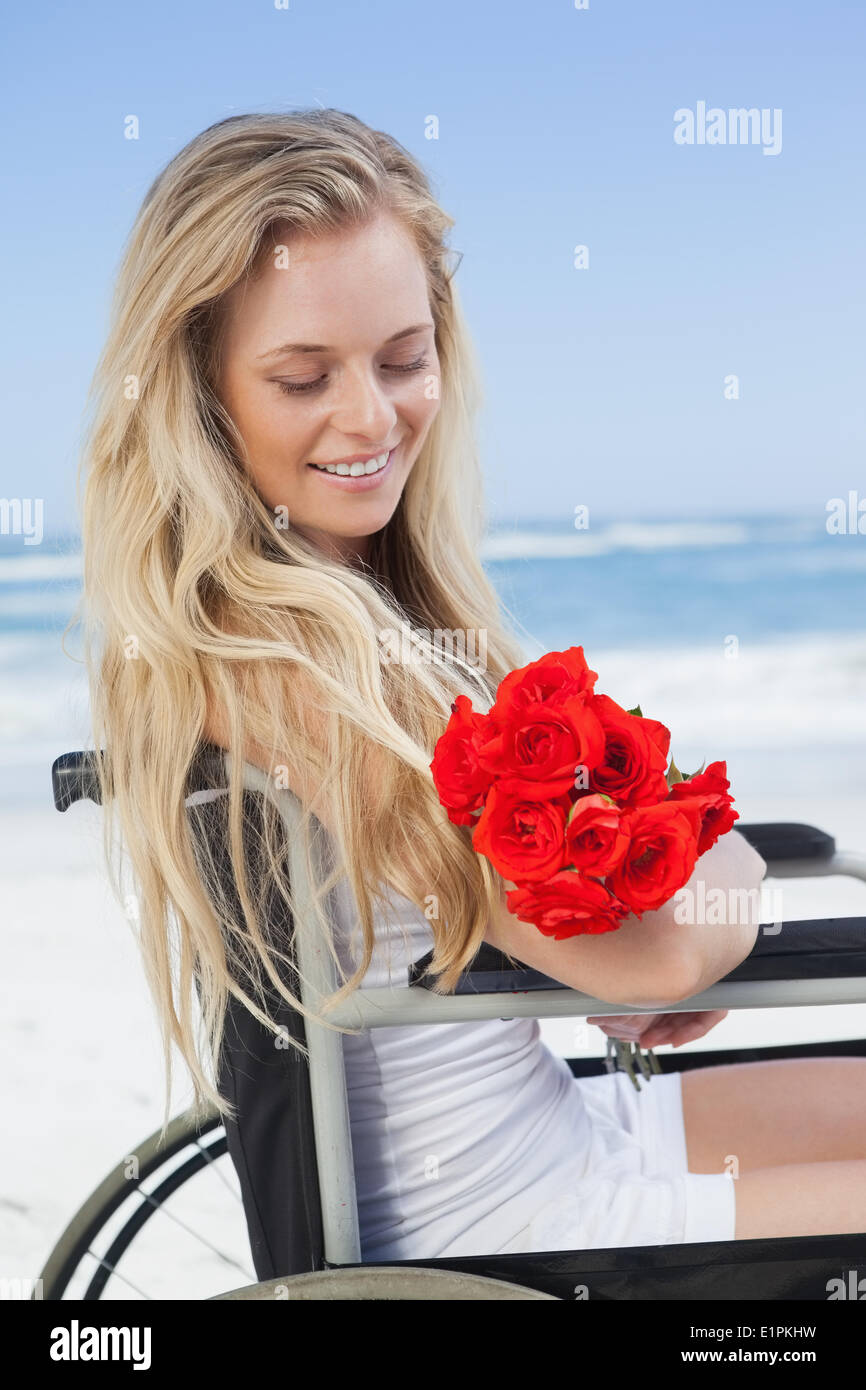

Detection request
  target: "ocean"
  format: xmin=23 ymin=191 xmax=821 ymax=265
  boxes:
xmin=2 ymin=512 xmax=865 ymax=813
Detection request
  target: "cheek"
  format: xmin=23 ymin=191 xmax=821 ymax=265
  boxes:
xmin=406 ymin=372 xmax=442 ymax=434
xmin=242 ymin=388 xmax=316 ymax=462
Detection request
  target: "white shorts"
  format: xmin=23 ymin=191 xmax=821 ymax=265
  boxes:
xmin=496 ymin=1069 xmax=737 ymax=1254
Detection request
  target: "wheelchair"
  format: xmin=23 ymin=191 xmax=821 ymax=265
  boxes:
xmin=37 ymin=745 xmax=866 ymax=1300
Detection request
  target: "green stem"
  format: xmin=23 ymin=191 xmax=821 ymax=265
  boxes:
xmin=615 ymin=1039 xmax=641 ymax=1091
xmin=635 ymin=1044 xmax=653 ymax=1081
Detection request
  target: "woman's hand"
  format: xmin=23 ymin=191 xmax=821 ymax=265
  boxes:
xmin=586 ymin=1009 xmax=729 ymax=1049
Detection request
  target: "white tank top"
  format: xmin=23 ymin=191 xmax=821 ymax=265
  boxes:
xmin=330 ymin=872 xmax=600 ymax=1260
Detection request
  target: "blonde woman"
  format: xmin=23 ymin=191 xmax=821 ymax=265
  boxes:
xmin=77 ymin=109 xmax=866 ymax=1271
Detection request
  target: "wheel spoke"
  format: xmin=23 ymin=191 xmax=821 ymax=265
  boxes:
xmin=84 ymin=1249 xmax=151 ymax=1300
xmin=137 ymin=1182 xmax=255 ymax=1279
xmin=191 ymin=1137 xmax=244 ymax=1203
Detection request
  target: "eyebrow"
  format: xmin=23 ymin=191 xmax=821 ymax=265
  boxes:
xmin=255 ymin=321 xmax=435 ymax=361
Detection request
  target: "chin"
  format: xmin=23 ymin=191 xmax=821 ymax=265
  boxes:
xmin=325 ymin=499 xmax=401 ymax=536
xmin=335 ymin=517 xmax=395 ymax=543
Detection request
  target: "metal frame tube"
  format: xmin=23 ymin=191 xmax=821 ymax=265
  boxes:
xmin=323 ymin=974 xmax=866 ymax=1028
xmin=233 ymin=755 xmax=866 ymax=1265
xmin=232 ymin=756 xmax=362 ymax=1265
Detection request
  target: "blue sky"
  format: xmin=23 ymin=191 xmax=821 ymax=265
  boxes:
xmin=2 ymin=0 xmax=864 ymax=535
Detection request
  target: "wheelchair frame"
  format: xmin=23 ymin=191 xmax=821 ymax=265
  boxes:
xmin=43 ymin=748 xmax=866 ymax=1300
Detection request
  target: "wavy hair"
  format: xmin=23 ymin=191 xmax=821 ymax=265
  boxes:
xmin=73 ymin=109 xmax=528 ymax=1128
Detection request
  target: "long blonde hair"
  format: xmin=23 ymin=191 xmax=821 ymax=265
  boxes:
xmin=73 ymin=109 xmax=527 ymax=1128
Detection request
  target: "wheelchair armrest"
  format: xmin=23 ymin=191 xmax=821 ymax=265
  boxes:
xmin=736 ymin=821 xmax=836 ymax=863
xmin=406 ymin=831 xmax=842 ymax=994
xmin=51 ymin=751 xmax=102 ymax=810
xmin=409 ymin=941 xmax=566 ymax=995
xmin=47 ymin=760 xmax=835 ymax=865
xmin=51 ymin=744 xmax=229 ymax=811
xmin=410 ymin=917 xmax=866 ymax=993
xmin=720 ymin=915 xmax=866 ymax=982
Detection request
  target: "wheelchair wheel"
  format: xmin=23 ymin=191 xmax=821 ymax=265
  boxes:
xmin=210 ymin=1267 xmax=560 ymax=1299
xmin=36 ymin=1112 xmax=559 ymax=1302
xmin=36 ymin=1106 xmax=256 ymax=1300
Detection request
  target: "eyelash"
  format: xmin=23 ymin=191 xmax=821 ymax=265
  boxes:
xmin=275 ymin=356 xmax=430 ymax=395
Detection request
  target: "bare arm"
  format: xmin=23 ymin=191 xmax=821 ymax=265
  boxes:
xmin=484 ymin=829 xmax=767 ymax=1009
xmin=204 ymin=679 xmax=766 ymax=1009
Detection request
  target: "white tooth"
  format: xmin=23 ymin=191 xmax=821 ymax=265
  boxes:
xmin=314 ymin=451 xmax=389 ymax=477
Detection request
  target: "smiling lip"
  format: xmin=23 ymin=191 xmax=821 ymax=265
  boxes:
xmin=306 ymin=446 xmax=397 ymax=491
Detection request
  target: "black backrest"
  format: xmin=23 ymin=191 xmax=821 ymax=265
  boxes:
xmin=184 ymin=754 xmax=326 ymax=1281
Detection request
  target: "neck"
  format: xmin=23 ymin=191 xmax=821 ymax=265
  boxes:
xmin=299 ymin=526 xmax=373 ymax=568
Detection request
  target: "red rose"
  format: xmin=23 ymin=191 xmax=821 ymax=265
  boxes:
xmin=607 ymin=800 xmax=703 ymax=914
xmin=668 ymin=759 xmax=739 ymax=855
xmin=565 ymin=793 xmax=630 ymax=874
xmin=493 ymin=646 xmax=598 ymax=717
xmin=477 ymin=694 xmax=606 ymax=799
xmin=588 ymin=693 xmax=671 ymax=808
xmin=637 ymin=714 xmax=671 ymax=763
xmin=430 ymin=695 xmax=493 ymax=825
xmin=472 ymin=781 xmax=570 ymax=882
xmin=506 ymin=871 xmax=631 ymax=939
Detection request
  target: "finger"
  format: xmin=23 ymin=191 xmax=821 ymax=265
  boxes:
xmin=669 ymin=1010 xmax=728 ymax=1043
xmin=586 ymin=1015 xmax=646 ymax=1028
xmin=670 ymin=1018 xmax=723 ymax=1047
xmin=587 ymin=1015 xmax=654 ymax=1040
xmin=639 ymin=1021 xmax=679 ymax=1048
xmin=641 ymin=1013 xmax=708 ymax=1047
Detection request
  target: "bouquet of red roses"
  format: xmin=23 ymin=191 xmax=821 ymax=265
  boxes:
xmin=430 ymin=647 xmax=739 ymax=1086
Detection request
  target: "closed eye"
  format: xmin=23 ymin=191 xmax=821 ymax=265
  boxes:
xmin=275 ymin=355 xmax=430 ymax=395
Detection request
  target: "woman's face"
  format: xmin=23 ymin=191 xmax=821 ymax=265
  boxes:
xmin=216 ymin=210 xmax=441 ymax=564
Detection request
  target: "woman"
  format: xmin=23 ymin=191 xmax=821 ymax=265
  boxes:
xmin=77 ymin=109 xmax=866 ymax=1262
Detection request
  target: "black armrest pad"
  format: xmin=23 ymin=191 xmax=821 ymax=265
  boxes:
xmin=721 ymin=916 xmax=866 ymax=982
xmin=736 ymin=821 xmax=836 ymax=861
xmin=51 ymin=750 xmax=101 ymax=810
xmin=410 ymin=918 xmax=866 ymax=994
xmin=410 ymin=942 xmax=563 ymax=994
xmin=52 ymin=741 xmax=229 ymax=812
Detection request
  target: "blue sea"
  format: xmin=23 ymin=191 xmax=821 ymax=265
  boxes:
xmin=483 ymin=514 xmax=866 ymax=651
xmin=2 ymin=513 xmax=865 ymax=810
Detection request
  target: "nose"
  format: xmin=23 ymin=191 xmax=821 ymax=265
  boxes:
xmin=329 ymin=362 xmax=398 ymax=443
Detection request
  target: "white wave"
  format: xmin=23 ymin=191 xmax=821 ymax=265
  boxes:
xmin=0 ymin=591 xmax=80 ymax=620
xmin=481 ymin=520 xmax=750 ymax=560
xmin=1 ymin=518 xmax=839 ymax=577
xmin=2 ymin=630 xmax=865 ymax=762
xmin=0 ymin=552 xmax=82 ymax=583
xmin=510 ymin=630 xmax=866 ymax=754
xmin=0 ymin=517 xmax=828 ymax=576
